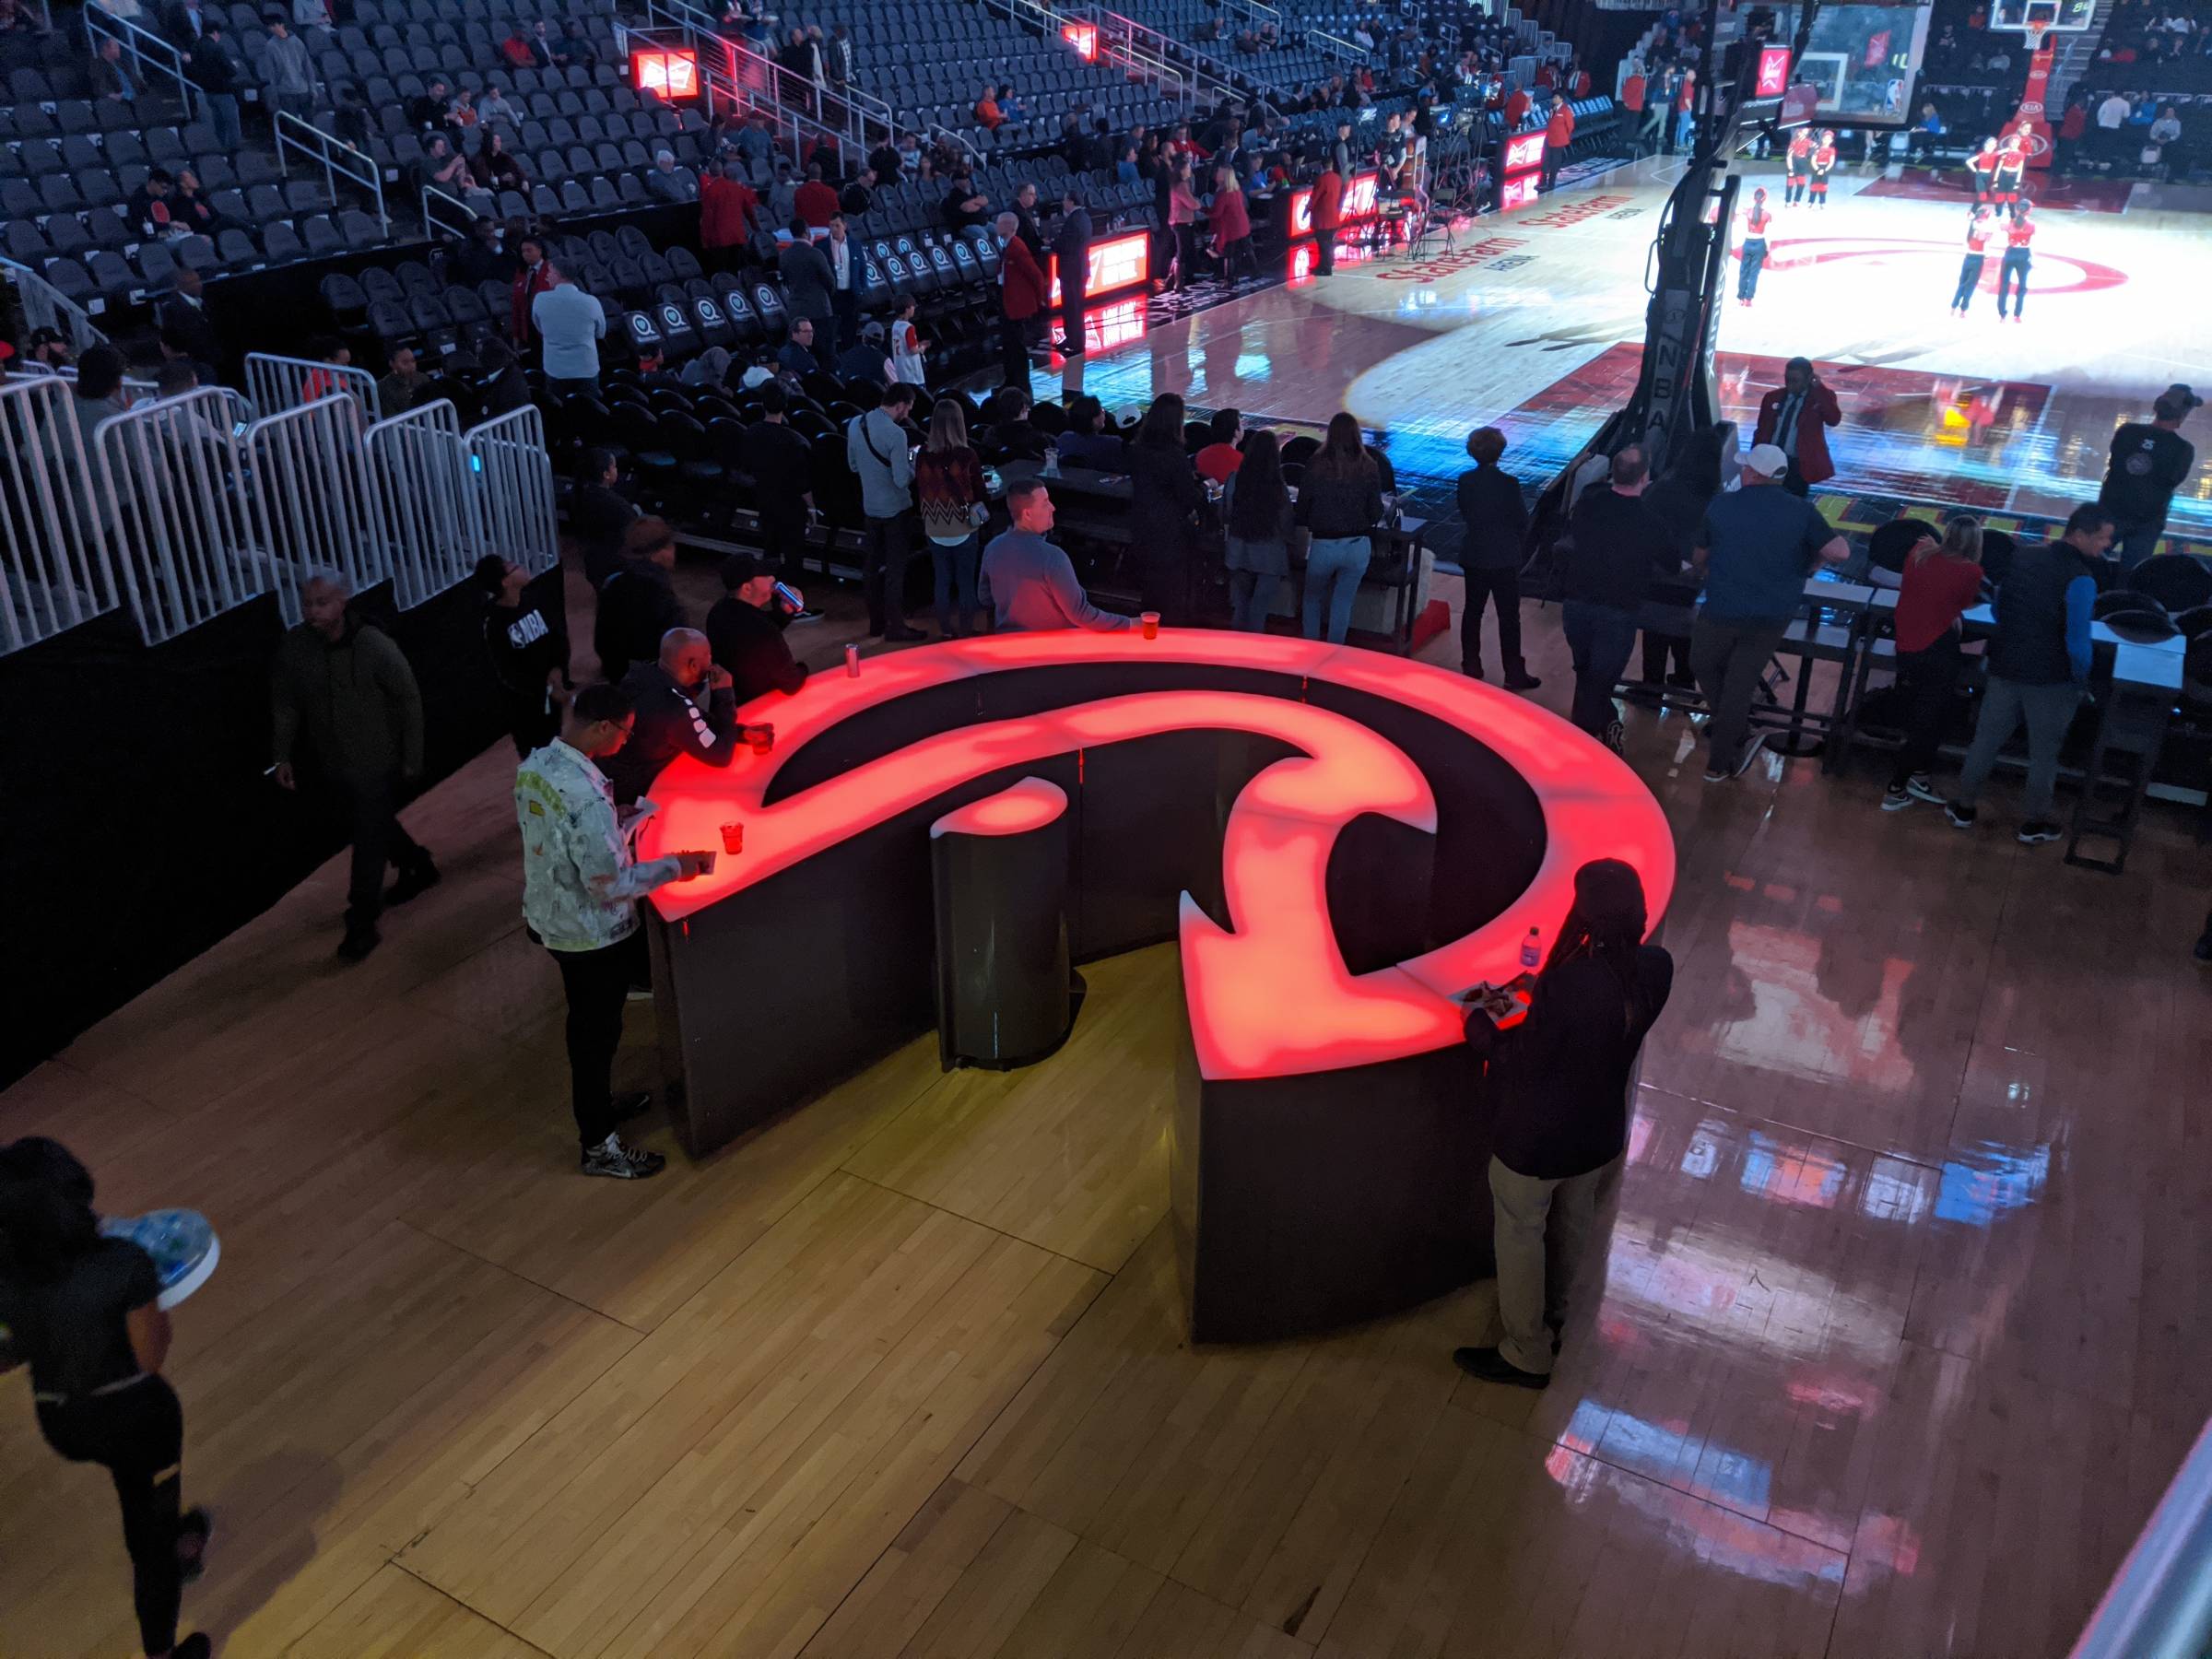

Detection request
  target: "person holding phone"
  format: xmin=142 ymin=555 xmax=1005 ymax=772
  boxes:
xmin=514 ymin=683 xmax=715 ymax=1179
xmin=0 ymin=1138 xmax=214 ymax=1659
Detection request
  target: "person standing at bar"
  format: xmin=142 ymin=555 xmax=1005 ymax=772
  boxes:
xmin=1561 ymin=446 xmax=1672 ymax=748
xmin=1455 ymin=426 xmax=1539 ymax=689
xmin=1453 ymin=859 xmax=1673 ymax=1390
xmin=515 ymin=684 xmax=714 ymax=1179
xmin=1879 ymin=516 xmax=1983 ymax=812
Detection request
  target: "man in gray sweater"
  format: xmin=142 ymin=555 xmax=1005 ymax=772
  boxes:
xmin=980 ymin=480 xmax=1132 ymax=631
xmin=845 ymin=382 xmax=922 ymax=639
xmin=260 ymin=12 xmax=314 ymax=119
xmin=270 ymin=571 xmax=434 ymax=961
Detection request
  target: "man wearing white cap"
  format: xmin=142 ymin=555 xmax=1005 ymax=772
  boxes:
xmin=1688 ymin=441 xmax=1849 ymax=782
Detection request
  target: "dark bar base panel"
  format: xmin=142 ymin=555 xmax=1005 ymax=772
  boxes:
xmin=646 ymin=659 xmax=1552 ymax=1340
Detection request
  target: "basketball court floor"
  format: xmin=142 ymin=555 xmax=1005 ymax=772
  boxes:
xmin=1049 ymin=155 xmax=2212 ymax=554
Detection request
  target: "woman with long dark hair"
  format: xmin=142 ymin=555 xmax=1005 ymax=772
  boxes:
xmin=1222 ymin=428 xmax=1293 ymax=630
xmin=1453 ymin=860 xmax=1674 ymax=1389
xmin=1295 ymin=412 xmax=1383 ymax=642
xmin=1881 ymin=514 xmax=1983 ymax=811
xmin=1126 ymin=394 xmax=1207 ymax=620
xmin=0 ymin=1139 xmax=212 ymax=1658
xmin=915 ymin=398 xmax=990 ymax=636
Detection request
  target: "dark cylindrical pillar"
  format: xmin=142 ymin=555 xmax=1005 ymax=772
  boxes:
xmin=931 ymin=776 xmax=1077 ymax=1070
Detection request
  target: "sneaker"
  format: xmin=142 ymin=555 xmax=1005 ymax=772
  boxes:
xmin=581 ymin=1136 xmax=665 ymax=1180
xmin=176 ymin=1508 xmax=212 ymax=1583
xmin=1601 ymin=718 xmax=1626 ymax=755
xmin=385 ymin=856 xmax=441 ymax=906
xmin=1906 ymin=774 xmax=1946 ymax=806
xmin=2017 ymin=818 xmax=2064 ymax=845
xmin=1732 ymin=731 xmax=1769 ymax=777
xmin=1451 ymin=1345 xmax=1549 ymax=1390
xmin=789 ymin=607 xmax=826 ymax=624
xmin=1945 ymin=802 xmax=1978 ymax=830
xmin=174 ymin=1637 xmax=212 ymax=1659
xmin=1503 ymin=670 xmax=1543 ymax=692
xmin=336 ymin=925 xmax=381 ymax=963
xmin=1702 ymin=762 xmax=1731 ymax=783
xmin=1881 ymin=783 xmax=1913 ymax=811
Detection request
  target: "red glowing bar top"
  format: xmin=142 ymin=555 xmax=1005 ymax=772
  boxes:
xmin=931 ymin=776 xmax=1067 ymax=838
xmin=639 ymin=630 xmax=1675 ymax=1082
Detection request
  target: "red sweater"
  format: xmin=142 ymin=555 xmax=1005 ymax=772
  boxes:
xmin=699 ymin=174 xmax=758 ymax=248
xmin=1208 ymin=186 xmax=1251 ymax=242
xmin=1894 ymin=552 xmax=1983 ymax=652
xmin=1000 ymin=236 xmax=1047 ymax=320
xmin=1310 ymin=168 xmax=1343 ymax=230
xmin=1547 ymin=107 xmax=1574 ymax=147
xmin=794 ymin=179 xmax=839 ymax=229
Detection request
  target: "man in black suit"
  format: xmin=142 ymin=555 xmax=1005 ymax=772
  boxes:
xmin=776 ymin=215 xmax=837 ymax=369
xmin=156 ymin=265 xmax=225 ymax=383
xmin=1051 ymin=189 xmax=1091 ymax=356
xmin=1456 ymin=426 xmax=1540 ymax=690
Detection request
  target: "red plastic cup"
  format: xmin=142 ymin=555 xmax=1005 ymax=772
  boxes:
xmin=1140 ymin=611 xmax=1159 ymax=640
xmin=720 ymin=822 xmax=744 ymax=853
xmin=745 ymin=724 xmax=774 ymax=755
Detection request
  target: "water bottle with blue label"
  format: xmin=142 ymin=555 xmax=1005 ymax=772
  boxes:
xmin=99 ymin=1209 xmax=220 ymax=1310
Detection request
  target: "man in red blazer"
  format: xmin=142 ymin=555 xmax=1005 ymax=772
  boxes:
xmin=1309 ymin=162 xmax=1343 ymax=275
xmin=995 ymin=209 xmax=1047 ymax=387
xmin=1753 ymin=356 xmax=1841 ymax=495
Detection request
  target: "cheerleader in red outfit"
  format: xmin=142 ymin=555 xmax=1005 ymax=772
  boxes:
xmin=1996 ymin=200 xmax=2035 ymax=321
xmin=1783 ymin=129 xmax=1813 ymax=206
xmin=1807 ymin=130 xmax=1838 ymax=206
xmin=1951 ymin=206 xmax=1994 ymax=315
xmin=1965 ymin=136 xmax=2000 ymax=206
xmin=1992 ymin=127 xmax=2029 ymax=206
xmin=1737 ymin=187 xmax=1773 ymax=305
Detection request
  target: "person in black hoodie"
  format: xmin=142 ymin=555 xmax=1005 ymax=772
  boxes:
xmin=1454 ymin=426 xmax=1538 ymax=689
xmin=570 ymin=449 xmax=639 ymax=585
xmin=1634 ymin=422 xmax=1726 ymax=691
xmin=705 ymin=553 xmax=808 ymax=701
xmin=592 ymin=517 xmax=685 ymax=684
xmin=606 ymin=629 xmax=741 ymax=806
xmin=1560 ymin=446 xmax=1675 ymax=746
xmin=1453 ymin=859 xmax=1673 ymax=1390
xmin=475 ymin=555 xmax=571 ymax=757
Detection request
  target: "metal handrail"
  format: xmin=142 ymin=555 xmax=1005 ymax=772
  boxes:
xmin=1307 ymin=27 xmax=1367 ymax=65
xmin=646 ymin=0 xmax=897 ymax=152
xmin=994 ymin=0 xmax=1189 ymax=107
xmin=928 ymin=121 xmax=983 ymax=166
xmin=2071 ymin=1415 xmax=2212 ymax=1659
xmin=421 ymin=181 xmax=488 ymax=238
xmin=85 ymin=0 xmax=197 ymax=117
xmin=1 ymin=255 xmax=110 ymax=354
xmin=274 ymin=111 xmax=389 ymax=233
xmin=1090 ymin=6 xmax=1238 ymax=102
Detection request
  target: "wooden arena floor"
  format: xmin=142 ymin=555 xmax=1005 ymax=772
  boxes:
xmin=5 ymin=564 xmax=2210 ymax=1658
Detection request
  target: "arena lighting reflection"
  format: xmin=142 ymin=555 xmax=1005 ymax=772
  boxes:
xmin=639 ymin=630 xmax=1674 ymax=1082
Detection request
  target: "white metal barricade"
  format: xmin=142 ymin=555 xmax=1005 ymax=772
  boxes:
xmin=94 ymin=387 xmax=269 ymax=643
xmin=243 ymin=351 xmax=379 ymax=426
xmin=367 ymin=399 xmax=476 ymax=609
xmin=465 ymin=405 xmax=559 ymax=577
xmin=243 ymin=394 xmax=386 ymax=622
xmin=0 ymin=375 xmax=124 ymax=655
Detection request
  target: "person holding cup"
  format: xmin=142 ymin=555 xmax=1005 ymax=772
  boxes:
xmin=605 ymin=629 xmax=743 ymax=808
xmin=515 ymin=683 xmax=717 ymax=1180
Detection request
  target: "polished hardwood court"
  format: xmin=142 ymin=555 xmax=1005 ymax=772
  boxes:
xmin=4 ymin=563 xmax=2209 ymax=1658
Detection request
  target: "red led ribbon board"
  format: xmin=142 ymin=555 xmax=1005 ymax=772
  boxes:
xmin=1045 ymin=229 xmax=1149 ymax=305
xmin=630 ymin=46 xmax=698 ymax=99
xmin=639 ymin=631 xmax=1674 ymax=1339
xmin=1061 ymin=21 xmax=1097 ymax=61
xmin=1500 ymin=131 xmax=1547 ymax=175
xmin=1755 ymin=45 xmax=1793 ymax=99
xmin=1288 ymin=171 xmax=1380 ymax=238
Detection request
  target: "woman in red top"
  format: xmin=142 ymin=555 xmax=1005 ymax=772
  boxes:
xmin=1965 ymin=135 xmax=1999 ymax=206
xmin=1882 ymin=514 xmax=1984 ymax=810
xmin=1783 ymin=129 xmax=1812 ymax=205
xmin=1992 ymin=128 xmax=2028 ymax=204
xmin=1951 ymin=206 xmax=1994 ymax=315
xmin=1997 ymin=200 xmax=2034 ymax=321
xmin=1736 ymin=187 xmax=1772 ymax=305
xmin=1807 ymin=129 xmax=1838 ymax=206
xmin=1206 ymin=165 xmax=1253 ymax=281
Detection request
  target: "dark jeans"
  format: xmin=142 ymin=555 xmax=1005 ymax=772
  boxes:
xmin=1169 ymin=222 xmax=1196 ymax=288
xmin=756 ymin=508 xmax=811 ymax=583
xmin=547 ymin=373 xmax=599 ymax=397
xmin=548 ymin=930 xmax=645 ymax=1149
xmin=332 ymin=774 xmax=426 ymax=933
xmin=1641 ymin=630 xmax=1694 ymax=683
xmin=1060 ymin=287 xmax=1086 ymax=348
xmin=38 ymin=1378 xmax=186 ymax=1658
xmin=1956 ymin=675 xmax=2079 ymax=819
xmin=1562 ymin=600 xmax=1640 ymax=735
xmin=929 ymin=532 xmax=980 ymax=634
xmin=998 ymin=309 xmax=1032 ymax=385
xmin=206 ymin=90 xmax=241 ymax=151
xmin=1953 ymin=253 xmax=1985 ymax=311
xmin=1997 ymin=249 xmax=2030 ymax=316
xmin=1689 ymin=613 xmax=1790 ymax=767
xmin=1460 ymin=566 xmax=1524 ymax=678
xmin=1228 ymin=568 xmax=1283 ymax=631
xmin=808 ymin=311 xmax=838 ymax=370
xmin=1312 ymin=229 xmax=1335 ymax=274
xmin=2112 ymin=516 xmax=2166 ymax=571
xmin=1888 ymin=635 xmax=1963 ymax=786
xmin=862 ymin=511 xmax=913 ymax=633
xmin=506 ymin=693 xmax=559 ymax=759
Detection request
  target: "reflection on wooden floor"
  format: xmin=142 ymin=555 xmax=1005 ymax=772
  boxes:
xmin=4 ymin=588 xmax=2209 ymax=1659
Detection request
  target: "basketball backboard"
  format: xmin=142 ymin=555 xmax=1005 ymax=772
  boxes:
xmin=1987 ymin=0 xmax=2094 ymax=35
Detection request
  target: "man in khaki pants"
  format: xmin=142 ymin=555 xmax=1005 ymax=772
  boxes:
xmin=1453 ymin=862 xmax=1675 ymax=1388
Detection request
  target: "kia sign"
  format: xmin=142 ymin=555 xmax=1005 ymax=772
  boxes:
xmin=1046 ymin=229 xmax=1150 ymax=304
xmin=1755 ymin=45 xmax=1792 ymax=99
xmin=631 ymin=46 xmax=699 ymax=99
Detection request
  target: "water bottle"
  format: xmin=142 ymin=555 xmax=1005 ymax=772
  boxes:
xmin=1519 ymin=926 xmax=1541 ymax=973
xmin=1042 ymin=444 xmax=1061 ymax=477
